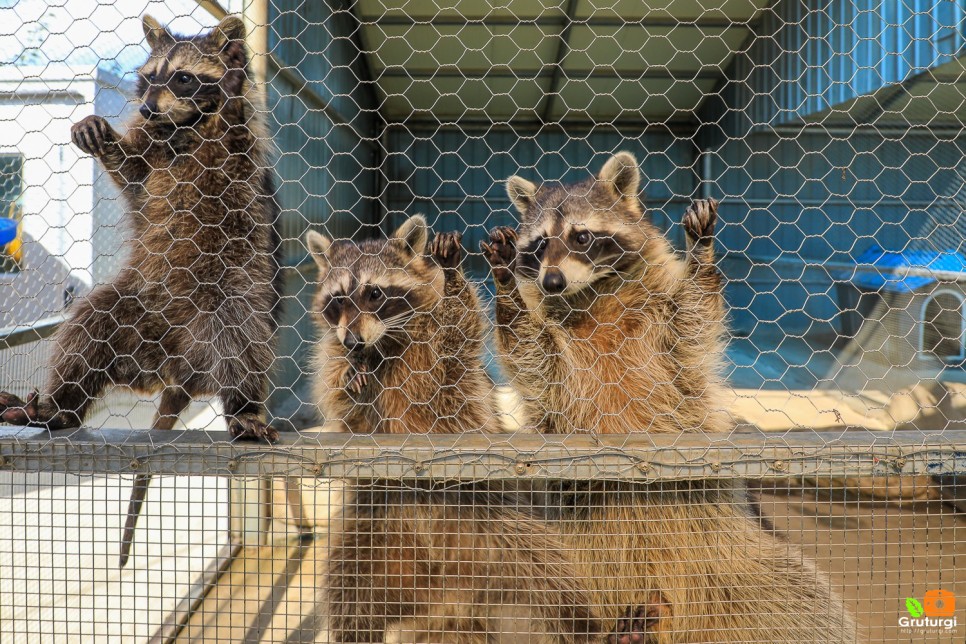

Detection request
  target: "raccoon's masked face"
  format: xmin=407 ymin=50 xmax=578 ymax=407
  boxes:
xmin=306 ymin=216 xmax=439 ymax=356
xmin=136 ymin=15 xmax=250 ymax=126
xmin=507 ymin=152 xmax=646 ymax=298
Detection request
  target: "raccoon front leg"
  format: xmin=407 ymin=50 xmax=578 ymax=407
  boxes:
xmin=482 ymin=226 xmax=565 ymax=400
xmin=431 ymin=230 xmax=487 ymax=348
xmin=71 ymin=116 xmax=152 ymax=191
xmin=682 ymin=198 xmax=720 ymax=286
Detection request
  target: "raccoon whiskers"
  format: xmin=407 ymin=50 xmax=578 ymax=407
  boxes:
xmin=381 ymin=311 xmax=416 ymax=329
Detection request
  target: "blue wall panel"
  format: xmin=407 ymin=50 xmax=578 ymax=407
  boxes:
xmin=269 ymin=0 xmax=380 ymax=266
xmin=266 ymin=1 xmax=382 ymax=411
xmin=384 ymin=127 xmax=700 ymax=274
xmin=707 ymin=0 xmax=966 ymax=134
xmin=711 ymin=130 xmax=966 ymax=334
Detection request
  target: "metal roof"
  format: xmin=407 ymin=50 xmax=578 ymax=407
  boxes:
xmin=355 ymin=0 xmax=769 ymax=124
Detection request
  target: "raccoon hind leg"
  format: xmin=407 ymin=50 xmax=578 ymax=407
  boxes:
xmin=0 ymin=282 xmax=153 ymax=429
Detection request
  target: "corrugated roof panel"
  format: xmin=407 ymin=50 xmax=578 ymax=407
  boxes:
xmin=357 ymin=0 xmax=559 ymax=21
xmin=364 ymin=24 xmax=557 ymax=72
xmin=573 ymin=0 xmax=770 ymax=22
xmin=564 ymin=24 xmax=748 ymax=72
xmin=551 ymin=76 xmax=717 ymax=120
xmin=377 ymin=75 xmax=549 ymax=119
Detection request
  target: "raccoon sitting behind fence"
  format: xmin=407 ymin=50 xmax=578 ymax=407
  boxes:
xmin=307 ymin=216 xmax=604 ymax=643
xmin=0 ymin=15 xmax=282 ymax=566
xmin=482 ymin=152 xmax=857 ymax=643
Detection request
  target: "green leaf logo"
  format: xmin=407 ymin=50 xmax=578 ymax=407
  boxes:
xmin=906 ymin=598 xmax=924 ymax=618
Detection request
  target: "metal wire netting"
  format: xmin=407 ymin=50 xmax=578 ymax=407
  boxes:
xmin=0 ymin=0 xmax=965 ymax=642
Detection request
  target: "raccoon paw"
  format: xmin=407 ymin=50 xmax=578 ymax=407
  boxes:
xmin=431 ymin=231 xmax=463 ymax=270
xmin=607 ymin=592 xmax=671 ymax=644
xmin=480 ymin=226 xmax=517 ymax=284
xmin=0 ymin=391 xmax=77 ymax=429
xmin=683 ymin=198 xmax=718 ymax=247
xmin=0 ymin=390 xmax=35 ymax=425
xmin=228 ymin=413 xmax=279 ymax=443
xmin=71 ymin=116 xmax=116 ymax=157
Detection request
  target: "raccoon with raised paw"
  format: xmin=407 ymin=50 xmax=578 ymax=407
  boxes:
xmin=482 ymin=152 xmax=856 ymax=643
xmin=307 ymin=216 xmax=600 ymax=643
xmin=0 ymin=15 xmax=282 ymax=565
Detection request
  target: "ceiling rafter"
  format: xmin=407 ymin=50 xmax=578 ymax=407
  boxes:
xmin=541 ymin=0 xmax=580 ymax=123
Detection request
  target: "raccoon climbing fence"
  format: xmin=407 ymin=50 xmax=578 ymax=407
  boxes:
xmin=2 ymin=0 xmax=966 ymax=643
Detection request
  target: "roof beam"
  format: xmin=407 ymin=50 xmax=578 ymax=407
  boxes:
xmin=374 ymin=69 xmax=722 ymax=82
xmin=356 ymin=16 xmax=750 ymax=29
xmin=541 ymin=0 xmax=580 ymax=123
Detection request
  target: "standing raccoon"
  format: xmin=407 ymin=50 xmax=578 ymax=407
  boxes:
xmin=307 ymin=216 xmax=600 ymax=643
xmin=0 ymin=16 xmax=282 ymax=564
xmin=481 ymin=152 xmax=856 ymax=643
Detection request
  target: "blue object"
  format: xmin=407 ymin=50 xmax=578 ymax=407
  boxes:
xmin=0 ymin=217 xmax=16 ymax=246
xmin=839 ymin=245 xmax=966 ymax=293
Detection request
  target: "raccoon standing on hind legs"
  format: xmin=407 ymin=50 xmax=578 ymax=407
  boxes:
xmin=0 ymin=15 xmax=282 ymax=566
xmin=306 ymin=216 xmax=600 ymax=643
xmin=482 ymin=152 xmax=857 ymax=643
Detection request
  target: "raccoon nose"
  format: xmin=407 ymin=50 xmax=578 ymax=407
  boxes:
xmin=342 ymin=331 xmax=362 ymax=351
xmin=542 ymin=270 xmax=566 ymax=294
xmin=140 ymin=102 xmax=157 ymax=119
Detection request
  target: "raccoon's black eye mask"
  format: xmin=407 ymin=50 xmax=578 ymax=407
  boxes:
xmin=320 ymin=285 xmax=415 ymax=325
xmin=517 ymin=230 xmax=625 ymax=275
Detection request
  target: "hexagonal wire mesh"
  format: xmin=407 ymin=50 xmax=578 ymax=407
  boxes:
xmin=0 ymin=0 xmax=965 ymax=642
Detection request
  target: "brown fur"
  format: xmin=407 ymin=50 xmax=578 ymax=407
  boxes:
xmin=0 ymin=15 xmax=281 ymax=440
xmin=483 ymin=153 xmax=857 ymax=643
xmin=0 ymin=16 xmax=282 ymax=567
xmin=308 ymin=218 xmax=600 ymax=642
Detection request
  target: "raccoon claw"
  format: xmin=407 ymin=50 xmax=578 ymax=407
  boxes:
xmin=607 ymin=593 xmax=671 ymax=644
xmin=228 ymin=414 xmax=278 ymax=442
xmin=71 ymin=116 xmax=114 ymax=157
xmin=481 ymin=226 xmax=518 ymax=284
xmin=683 ymin=198 xmax=718 ymax=246
xmin=431 ymin=231 xmax=463 ymax=270
xmin=346 ymin=363 xmax=369 ymax=395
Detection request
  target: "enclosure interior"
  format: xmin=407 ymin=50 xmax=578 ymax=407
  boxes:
xmin=1 ymin=0 xmax=966 ymax=643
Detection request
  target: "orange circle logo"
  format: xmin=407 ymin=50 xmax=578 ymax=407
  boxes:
xmin=923 ymin=590 xmax=956 ymax=618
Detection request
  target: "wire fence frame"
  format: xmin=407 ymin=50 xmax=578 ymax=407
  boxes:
xmin=3 ymin=1 xmax=966 ymax=643
xmin=2 ymin=427 xmax=964 ymax=480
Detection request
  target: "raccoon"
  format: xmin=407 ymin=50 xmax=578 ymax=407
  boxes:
xmin=307 ymin=216 xmax=601 ymax=643
xmin=0 ymin=15 xmax=282 ymax=565
xmin=482 ymin=152 xmax=856 ymax=643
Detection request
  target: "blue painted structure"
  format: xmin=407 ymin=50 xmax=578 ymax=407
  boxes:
xmin=261 ymin=0 xmax=966 ymax=396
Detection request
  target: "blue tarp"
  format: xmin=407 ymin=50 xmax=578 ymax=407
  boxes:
xmin=841 ymin=245 xmax=966 ymax=293
xmin=0 ymin=218 xmax=16 ymax=246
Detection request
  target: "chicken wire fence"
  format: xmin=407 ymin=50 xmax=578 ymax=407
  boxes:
xmin=1 ymin=0 xmax=966 ymax=642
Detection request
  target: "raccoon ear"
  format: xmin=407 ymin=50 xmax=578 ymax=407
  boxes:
xmin=598 ymin=152 xmax=640 ymax=200
xmin=209 ymin=16 xmax=247 ymax=49
xmin=210 ymin=16 xmax=249 ymax=94
xmin=305 ymin=230 xmax=331 ymax=272
xmin=142 ymin=15 xmax=174 ymax=50
xmin=393 ymin=215 xmax=429 ymax=258
xmin=506 ymin=175 xmax=538 ymax=215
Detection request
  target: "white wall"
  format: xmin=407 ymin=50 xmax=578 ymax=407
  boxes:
xmin=0 ymin=65 xmax=134 ymax=287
